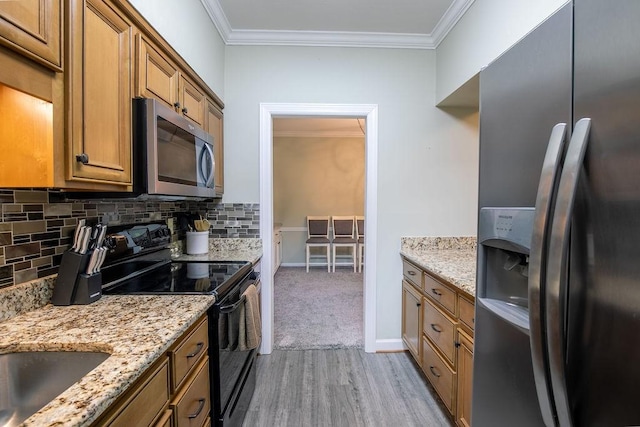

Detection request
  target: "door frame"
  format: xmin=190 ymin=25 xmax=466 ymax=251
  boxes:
xmin=259 ymin=102 xmax=378 ymax=354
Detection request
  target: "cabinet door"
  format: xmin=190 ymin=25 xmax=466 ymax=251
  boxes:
xmin=179 ymin=74 xmax=205 ymax=127
xmin=0 ymin=0 xmax=61 ymax=70
xmin=401 ymin=280 xmax=422 ymax=363
xmin=136 ymin=34 xmax=179 ymax=109
xmin=67 ymin=0 xmax=132 ymax=185
xmin=456 ymin=329 xmax=473 ymax=427
xmin=205 ymin=99 xmax=224 ymax=196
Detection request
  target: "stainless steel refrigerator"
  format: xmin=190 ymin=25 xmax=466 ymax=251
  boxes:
xmin=473 ymin=0 xmax=640 ymax=426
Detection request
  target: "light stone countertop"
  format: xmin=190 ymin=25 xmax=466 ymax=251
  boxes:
xmin=173 ymin=237 xmax=263 ymax=264
xmin=0 ymin=294 xmax=215 ymax=426
xmin=400 ymin=237 xmax=477 ymax=298
xmin=0 ymin=237 xmax=263 ymax=425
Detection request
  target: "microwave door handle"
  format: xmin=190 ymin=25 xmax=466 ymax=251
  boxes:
xmin=199 ymin=143 xmax=215 ymax=188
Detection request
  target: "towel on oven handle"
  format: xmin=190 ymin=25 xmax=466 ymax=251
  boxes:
xmin=239 ymin=284 xmax=261 ymax=351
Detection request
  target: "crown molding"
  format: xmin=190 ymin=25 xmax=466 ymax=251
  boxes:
xmin=226 ymin=30 xmax=436 ymax=49
xmin=202 ymin=0 xmax=475 ymax=49
xmin=200 ymin=0 xmax=232 ymax=41
xmin=431 ymin=0 xmax=476 ymax=48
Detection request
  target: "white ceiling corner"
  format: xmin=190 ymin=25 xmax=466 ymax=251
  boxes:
xmin=201 ymin=0 xmax=475 ymax=49
xmin=431 ymin=0 xmax=476 ymax=47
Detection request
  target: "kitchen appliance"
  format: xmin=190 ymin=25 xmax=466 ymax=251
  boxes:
xmin=132 ymin=97 xmax=216 ymax=199
xmin=473 ymin=1 xmax=640 ymax=426
xmin=100 ymin=225 xmax=259 ymax=427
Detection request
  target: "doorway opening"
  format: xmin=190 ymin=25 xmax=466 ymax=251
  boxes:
xmin=259 ymin=103 xmax=378 ymax=354
xmin=272 ymin=117 xmax=365 ymax=349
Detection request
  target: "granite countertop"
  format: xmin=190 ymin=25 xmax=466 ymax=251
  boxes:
xmin=400 ymin=237 xmax=477 ymax=297
xmin=173 ymin=237 xmax=263 ymax=264
xmin=0 ymin=237 xmax=263 ymax=426
xmin=0 ymin=294 xmax=215 ymax=426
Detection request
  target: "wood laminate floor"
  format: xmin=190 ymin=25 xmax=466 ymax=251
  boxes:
xmin=243 ymin=348 xmax=454 ymax=427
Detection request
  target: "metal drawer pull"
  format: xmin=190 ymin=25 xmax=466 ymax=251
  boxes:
xmin=186 ymin=342 xmax=204 ymax=358
xmin=431 ymin=288 xmax=442 ymax=296
xmin=188 ymin=398 xmax=206 ymax=419
xmin=407 ymin=270 xmax=416 ymax=276
xmin=430 ymin=324 xmax=442 ymax=333
xmin=429 ymin=366 xmax=441 ymax=378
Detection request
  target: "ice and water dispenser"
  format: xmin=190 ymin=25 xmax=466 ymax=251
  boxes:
xmin=477 ymin=207 xmax=535 ymax=333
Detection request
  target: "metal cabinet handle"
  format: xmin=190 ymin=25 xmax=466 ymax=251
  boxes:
xmin=188 ymin=398 xmax=206 ymax=419
xmin=429 ymin=366 xmax=441 ymax=378
xmin=416 ymin=302 xmax=421 ymax=307
xmin=431 ymin=288 xmax=442 ymax=296
xmin=186 ymin=342 xmax=204 ymax=358
xmin=76 ymin=153 xmax=89 ymax=164
xmin=430 ymin=324 xmax=442 ymax=333
xmin=182 ymin=107 xmax=189 ymax=114
xmin=174 ymin=102 xmax=181 ymax=109
xmin=407 ymin=270 xmax=416 ymax=276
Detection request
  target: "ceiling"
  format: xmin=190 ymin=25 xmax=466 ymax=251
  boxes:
xmin=201 ymin=0 xmax=475 ymax=49
xmin=273 ymin=118 xmax=365 ymax=138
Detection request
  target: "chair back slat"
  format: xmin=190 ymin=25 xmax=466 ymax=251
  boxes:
xmin=307 ymin=216 xmax=329 ymax=238
xmin=332 ymin=216 xmax=354 ymax=238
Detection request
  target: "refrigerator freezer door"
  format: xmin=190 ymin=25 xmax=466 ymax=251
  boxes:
xmin=566 ymin=1 xmax=640 ymax=425
xmin=473 ymin=3 xmax=572 ymax=426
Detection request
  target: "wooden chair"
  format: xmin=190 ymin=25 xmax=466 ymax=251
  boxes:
xmin=356 ymin=216 xmax=365 ymax=273
xmin=331 ymin=216 xmax=357 ymax=272
xmin=305 ymin=216 xmax=331 ymax=272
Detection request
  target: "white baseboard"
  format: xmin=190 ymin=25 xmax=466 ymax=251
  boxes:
xmin=375 ymin=338 xmax=406 ymax=352
xmin=280 ymin=262 xmax=306 ymax=267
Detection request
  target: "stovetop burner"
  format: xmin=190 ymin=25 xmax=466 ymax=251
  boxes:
xmin=102 ymin=259 xmax=252 ymax=296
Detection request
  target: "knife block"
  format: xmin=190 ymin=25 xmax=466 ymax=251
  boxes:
xmin=73 ymin=273 xmax=102 ymax=304
xmin=51 ymin=250 xmax=91 ymax=306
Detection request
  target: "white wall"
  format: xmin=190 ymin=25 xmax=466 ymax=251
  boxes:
xmin=436 ymin=0 xmax=568 ymax=104
xmin=224 ymin=45 xmax=479 ymax=340
xmin=128 ymin=0 xmax=225 ymax=98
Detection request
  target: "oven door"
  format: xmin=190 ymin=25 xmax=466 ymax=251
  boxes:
xmin=213 ymin=275 xmax=259 ymax=424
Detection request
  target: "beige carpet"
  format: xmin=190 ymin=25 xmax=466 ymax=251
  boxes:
xmin=274 ymin=267 xmax=363 ymax=350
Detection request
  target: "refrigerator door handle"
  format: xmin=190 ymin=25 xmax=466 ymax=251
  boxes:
xmin=529 ymin=122 xmax=568 ymax=427
xmin=545 ymin=118 xmax=592 ymax=427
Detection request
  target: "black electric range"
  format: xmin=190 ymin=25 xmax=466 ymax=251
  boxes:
xmin=99 ymin=236 xmax=259 ymax=427
xmin=101 ymin=257 xmax=252 ymax=296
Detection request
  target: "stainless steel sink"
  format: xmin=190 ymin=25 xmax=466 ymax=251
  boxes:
xmin=0 ymin=351 xmax=110 ymax=427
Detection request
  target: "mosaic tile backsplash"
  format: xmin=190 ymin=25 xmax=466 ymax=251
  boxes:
xmin=0 ymin=189 xmax=259 ymax=288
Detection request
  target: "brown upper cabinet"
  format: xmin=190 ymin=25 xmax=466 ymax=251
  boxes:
xmin=136 ymin=35 xmax=205 ymax=127
xmin=0 ymin=0 xmax=62 ymax=71
xmin=0 ymin=0 xmax=224 ymax=193
xmin=206 ymin=99 xmax=224 ymax=195
xmin=66 ymin=0 xmax=133 ymax=187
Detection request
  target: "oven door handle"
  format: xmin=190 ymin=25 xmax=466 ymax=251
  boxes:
xmin=219 ymin=295 xmax=246 ymax=313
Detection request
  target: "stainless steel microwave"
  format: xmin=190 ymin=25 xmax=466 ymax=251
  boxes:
xmin=133 ymin=97 xmax=216 ymax=199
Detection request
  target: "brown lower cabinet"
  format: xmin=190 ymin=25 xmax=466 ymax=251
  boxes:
xmin=93 ymin=314 xmax=210 ymax=426
xmin=401 ymin=259 xmax=475 ymax=427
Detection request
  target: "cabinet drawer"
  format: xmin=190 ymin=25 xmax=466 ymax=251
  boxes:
xmin=172 ymin=357 xmax=211 ymax=427
xmin=156 ymin=409 xmax=173 ymax=427
xmin=403 ymin=260 xmax=423 ymax=288
xmin=422 ymin=336 xmax=455 ymax=414
xmin=170 ymin=316 xmax=209 ymax=392
xmin=458 ymin=295 xmax=475 ymax=332
xmin=423 ymin=297 xmax=456 ymax=365
xmin=424 ymin=273 xmax=456 ymax=315
xmin=106 ymin=358 xmax=170 ymax=427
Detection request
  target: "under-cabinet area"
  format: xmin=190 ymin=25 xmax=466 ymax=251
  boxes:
xmin=401 ymin=254 xmax=475 ymax=427
xmin=0 ymin=0 xmax=225 ymax=195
